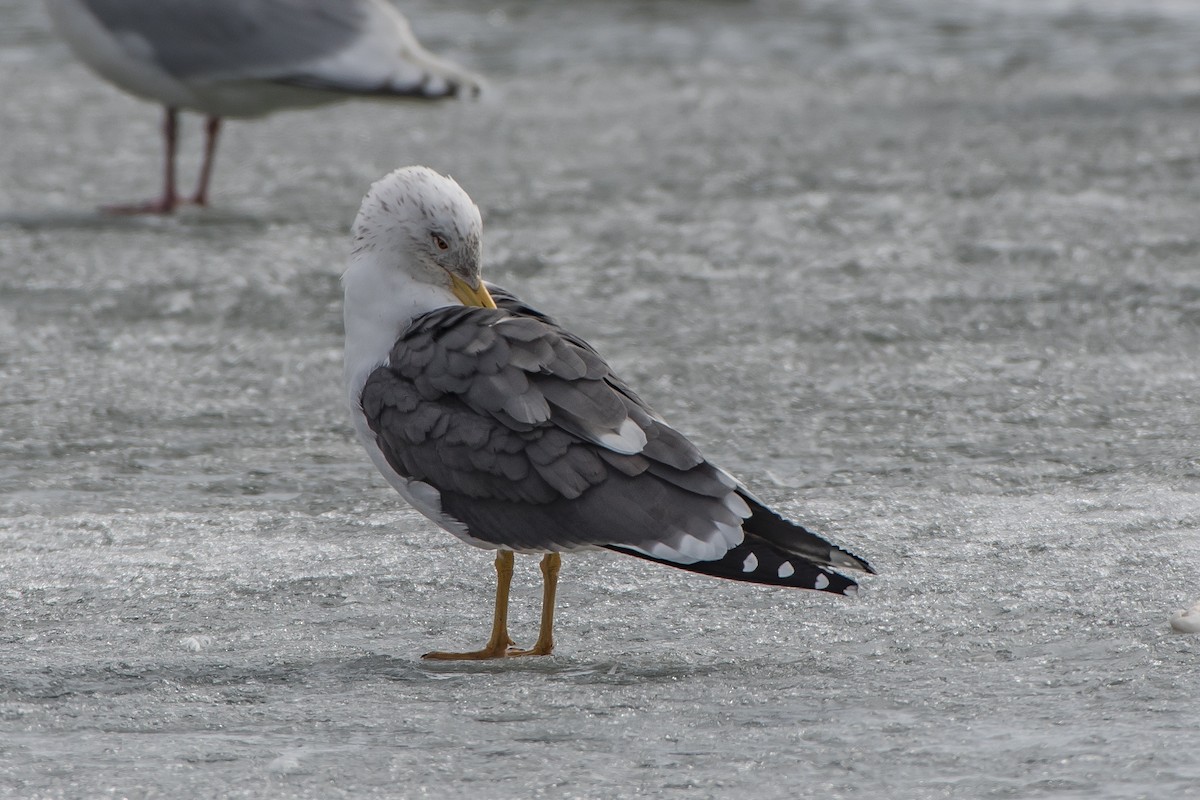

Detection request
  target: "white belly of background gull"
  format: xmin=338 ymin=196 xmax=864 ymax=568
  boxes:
xmin=44 ymin=0 xmax=482 ymax=214
xmin=342 ymin=166 xmax=875 ymax=660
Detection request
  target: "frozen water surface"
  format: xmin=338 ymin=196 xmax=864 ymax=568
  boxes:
xmin=2 ymin=0 xmax=1200 ymax=797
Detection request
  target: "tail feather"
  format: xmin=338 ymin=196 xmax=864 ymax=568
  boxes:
xmin=741 ymin=491 xmax=875 ymax=575
xmin=607 ymin=539 xmax=860 ymax=596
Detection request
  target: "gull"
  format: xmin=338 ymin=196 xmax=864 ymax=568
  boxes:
xmin=45 ymin=0 xmax=482 ymax=214
xmin=342 ymin=166 xmax=875 ymax=659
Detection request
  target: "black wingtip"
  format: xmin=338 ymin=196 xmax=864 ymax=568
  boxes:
xmin=741 ymin=491 xmax=875 ymax=575
xmin=607 ymin=541 xmax=860 ymax=596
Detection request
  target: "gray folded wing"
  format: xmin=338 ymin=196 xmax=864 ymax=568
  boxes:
xmin=359 ymin=298 xmax=873 ymax=592
xmin=76 ymin=0 xmax=473 ymax=98
xmin=77 ymin=0 xmax=366 ymax=80
xmin=359 ymin=304 xmax=743 ymax=555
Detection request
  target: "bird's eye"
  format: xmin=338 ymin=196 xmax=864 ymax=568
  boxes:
xmin=432 ymin=234 xmax=450 ymax=251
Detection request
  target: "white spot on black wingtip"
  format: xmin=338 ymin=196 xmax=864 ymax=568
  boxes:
xmin=742 ymin=553 xmax=758 ymax=573
xmin=830 ymin=549 xmax=870 ymax=572
xmin=778 ymin=561 xmax=795 ymax=579
xmin=842 ymin=584 xmax=859 ymax=598
xmin=813 ymin=573 xmax=829 ymax=590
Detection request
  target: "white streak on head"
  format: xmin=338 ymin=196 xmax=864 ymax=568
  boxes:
xmin=350 ymin=165 xmax=483 ymax=288
xmin=343 ymin=166 xmax=486 ymax=399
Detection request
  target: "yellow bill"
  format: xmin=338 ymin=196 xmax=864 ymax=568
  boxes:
xmin=449 ymin=274 xmax=497 ymax=308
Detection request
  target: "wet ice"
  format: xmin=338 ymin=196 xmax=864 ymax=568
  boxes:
xmin=3 ymin=0 xmax=1200 ymax=798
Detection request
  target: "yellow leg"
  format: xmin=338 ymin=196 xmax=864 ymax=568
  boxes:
xmin=509 ymin=553 xmax=561 ymax=657
xmin=422 ymin=550 xmax=516 ymax=660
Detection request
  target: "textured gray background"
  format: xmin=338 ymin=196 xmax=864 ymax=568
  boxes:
xmin=2 ymin=1 xmax=1199 ymax=798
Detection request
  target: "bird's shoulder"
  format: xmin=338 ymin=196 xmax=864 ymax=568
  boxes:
xmin=390 ymin=304 xmax=611 ymax=410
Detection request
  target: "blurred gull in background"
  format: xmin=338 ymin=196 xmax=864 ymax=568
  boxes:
xmin=44 ymin=0 xmax=482 ymax=214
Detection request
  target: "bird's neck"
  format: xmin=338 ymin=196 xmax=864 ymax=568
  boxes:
xmin=341 ymin=257 xmax=458 ymax=397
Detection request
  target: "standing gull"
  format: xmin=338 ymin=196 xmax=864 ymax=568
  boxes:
xmin=45 ymin=0 xmax=482 ymax=214
xmin=343 ymin=167 xmax=875 ymax=659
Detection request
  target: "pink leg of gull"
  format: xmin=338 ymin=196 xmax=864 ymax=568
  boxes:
xmin=103 ymin=106 xmax=180 ymax=215
xmin=188 ymin=115 xmax=222 ymax=207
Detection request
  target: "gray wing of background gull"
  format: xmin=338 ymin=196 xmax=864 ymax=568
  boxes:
xmin=71 ymin=0 xmax=476 ymax=98
xmin=359 ymin=285 xmax=874 ymax=595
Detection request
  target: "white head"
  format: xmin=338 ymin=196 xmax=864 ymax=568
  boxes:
xmin=350 ymin=166 xmax=492 ymax=306
xmin=343 ymin=166 xmax=496 ymax=402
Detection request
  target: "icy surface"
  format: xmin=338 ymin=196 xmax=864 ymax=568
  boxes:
xmin=3 ymin=0 xmax=1200 ymax=797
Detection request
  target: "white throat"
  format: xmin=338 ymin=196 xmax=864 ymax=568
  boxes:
xmin=341 ymin=255 xmax=458 ymax=405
